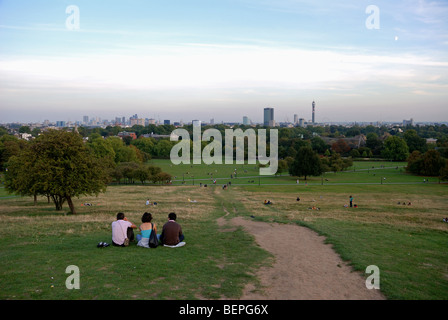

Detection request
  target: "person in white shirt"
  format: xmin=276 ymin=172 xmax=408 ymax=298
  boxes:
xmin=111 ymin=212 xmax=137 ymax=247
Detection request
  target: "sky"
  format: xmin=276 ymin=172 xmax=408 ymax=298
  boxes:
xmin=0 ymin=0 xmax=447 ymax=124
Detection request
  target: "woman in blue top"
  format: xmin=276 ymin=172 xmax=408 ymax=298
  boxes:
xmin=137 ymin=212 xmax=157 ymax=248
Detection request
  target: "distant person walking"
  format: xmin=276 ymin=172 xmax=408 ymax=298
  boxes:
xmin=349 ymin=195 xmax=353 ymax=208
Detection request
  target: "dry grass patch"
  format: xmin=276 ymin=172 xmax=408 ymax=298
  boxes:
xmin=230 ymin=188 xmax=448 ymax=231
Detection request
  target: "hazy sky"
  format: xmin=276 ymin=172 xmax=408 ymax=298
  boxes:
xmin=0 ymin=0 xmax=447 ymax=124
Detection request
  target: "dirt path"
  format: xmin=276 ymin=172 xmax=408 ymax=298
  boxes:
xmin=221 ymin=212 xmax=385 ymax=300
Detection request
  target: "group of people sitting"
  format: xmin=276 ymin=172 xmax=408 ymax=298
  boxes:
xmin=397 ymin=201 xmax=412 ymax=205
xmin=263 ymin=199 xmax=273 ymax=205
xmin=145 ymin=199 xmax=158 ymax=206
xmin=111 ymin=212 xmax=184 ymax=248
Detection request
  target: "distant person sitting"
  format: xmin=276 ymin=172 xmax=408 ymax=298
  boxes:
xmin=160 ymin=212 xmax=184 ymax=246
xmin=296 ymin=196 xmax=300 ymax=202
xmin=111 ymin=212 xmax=137 ymax=247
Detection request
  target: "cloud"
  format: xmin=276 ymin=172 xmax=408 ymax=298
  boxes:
xmin=2 ymin=43 xmax=445 ymax=93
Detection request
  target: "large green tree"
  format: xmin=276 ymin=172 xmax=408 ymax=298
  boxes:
xmin=382 ymin=136 xmax=409 ymax=161
xmin=5 ymin=130 xmax=111 ymax=214
xmin=404 ymin=129 xmax=427 ymax=153
xmin=406 ymin=149 xmax=446 ymax=176
xmin=289 ymin=146 xmax=323 ymax=180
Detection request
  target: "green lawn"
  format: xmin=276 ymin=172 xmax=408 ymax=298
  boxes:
xmin=0 ymin=185 xmax=271 ymax=300
xmin=150 ymin=159 xmax=435 ymax=186
xmin=228 ymin=183 xmax=448 ymax=300
xmin=1 ymin=160 xmax=447 ymax=300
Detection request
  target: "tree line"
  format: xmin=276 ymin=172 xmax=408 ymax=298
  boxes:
xmin=1 ymin=124 xmax=447 ymax=214
xmin=2 ymin=130 xmax=172 ymax=215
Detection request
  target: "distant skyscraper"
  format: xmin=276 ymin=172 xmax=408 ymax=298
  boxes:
xmin=264 ymin=107 xmax=274 ymax=127
xmin=243 ymin=116 xmax=249 ymax=125
xmin=83 ymin=116 xmax=89 ymax=124
xmin=294 ymin=114 xmax=298 ymax=124
xmin=312 ymin=101 xmax=315 ymax=124
xmin=164 ymin=120 xmax=170 ymax=125
xmin=130 ymin=118 xmax=145 ymax=126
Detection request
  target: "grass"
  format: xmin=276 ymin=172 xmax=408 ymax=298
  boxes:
xmin=0 ymin=185 xmax=271 ymax=300
xmin=226 ymin=183 xmax=448 ymax=300
xmin=1 ymin=160 xmax=447 ymax=300
xmin=149 ymin=159 xmax=437 ymax=186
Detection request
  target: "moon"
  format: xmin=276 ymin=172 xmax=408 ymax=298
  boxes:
xmin=394 ymin=36 xmax=399 ymax=41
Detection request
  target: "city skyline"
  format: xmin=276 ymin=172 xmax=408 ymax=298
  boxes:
xmin=1 ymin=0 xmax=447 ymax=123
xmin=2 ymin=107 xmax=434 ymax=128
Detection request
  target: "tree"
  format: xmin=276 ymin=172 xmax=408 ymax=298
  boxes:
xmin=276 ymin=159 xmax=288 ymax=175
xmin=153 ymin=139 xmax=174 ymax=158
xmin=331 ymin=139 xmax=351 ymax=155
xmin=323 ymin=153 xmax=353 ymax=173
xmin=133 ymin=164 xmax=151 ymax=184
xmin=107 ymin=137 xmax=141 ymax=163
xmin=0 ymin=135 xmax=27 ymax=171
xmin=310 ymin=136 xmax=327 ymax=154
xmin=406 ymin=151 xmax=423 ymax=175
xmin=4 ymin=143 xmax=41 ymax=205
xmin=440 ymin=160 xmax=448 ymax=181
xmin=88 ymin=136 xmax=115 ymax=161
xmin=153 ymin=172 xmax=172 ymax=184
xmin=131 ymin=137 xmax=155 ymax=159
xmin=382 ymin=136 xmax=409 ymax=161
xmin=366 ymin=133 xmax=383 ymax=155
xmin=420 ymin=150 xmax=446 ymax=176
xmin=406 ymin=149 xmax=446 ymax=177
xmin=19 ymin=126 xmax=31 ymax=134
xmin=404 ymin=129 xmax=427 ymax=153
xmin=117 ymin=162 xmax=140 ymax=184
xmin=5 ymin=130 xmax=111 ymax=214
xmin=289 ymin=146 xmax=322 ymax=180
xmin=350 ymin=149 xmax=360 ymax=158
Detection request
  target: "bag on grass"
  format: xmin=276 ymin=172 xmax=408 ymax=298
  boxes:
xmin=148 ymin=223 xmax=158 ymax=248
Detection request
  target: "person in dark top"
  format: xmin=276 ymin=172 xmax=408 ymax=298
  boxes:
xmin=160 ymin=212 xmax=184 ymax=246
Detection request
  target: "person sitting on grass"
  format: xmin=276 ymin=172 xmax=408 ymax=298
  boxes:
xmin=160 ymin=212 xmax=184 ymax=246
xmin=136 ymin=212 xmax=158 ymax=248
xmin=111 ymin=212 xmax=137 ymax=247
